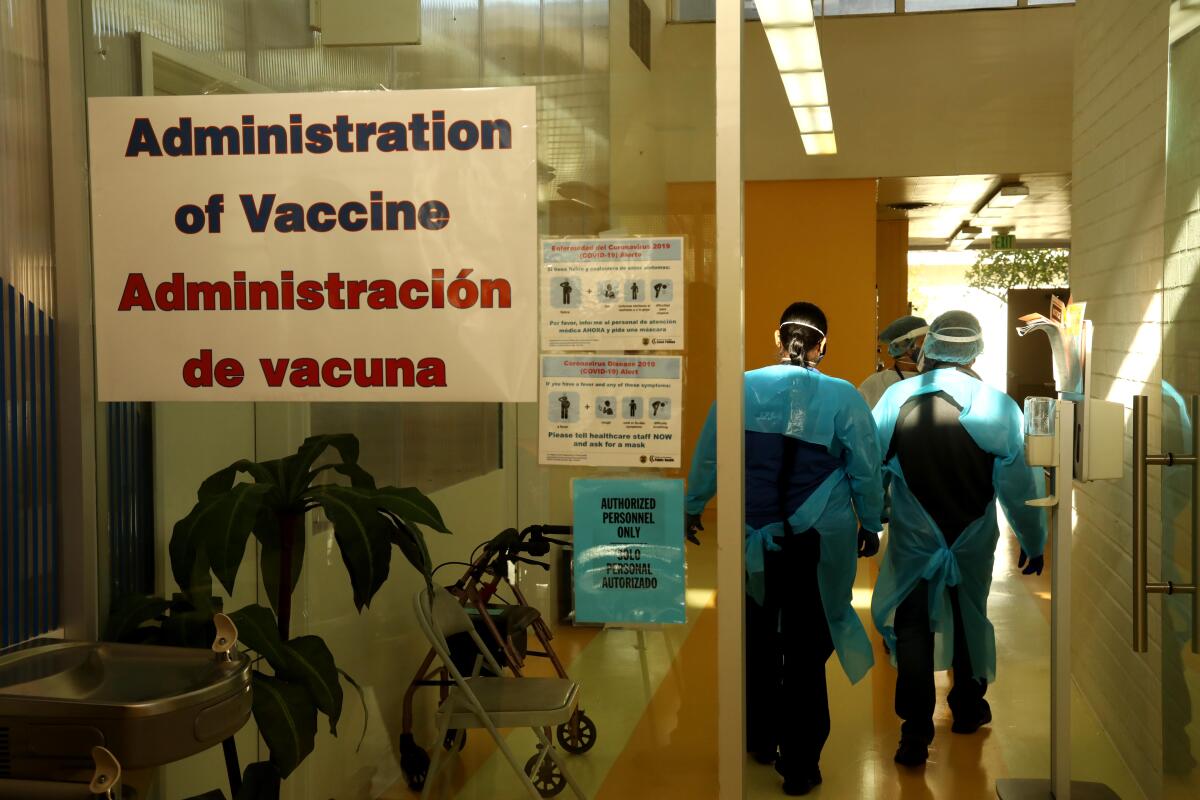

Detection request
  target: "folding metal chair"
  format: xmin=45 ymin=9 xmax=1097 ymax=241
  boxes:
xmin=413 ymin=587 xmax=587 ymax=800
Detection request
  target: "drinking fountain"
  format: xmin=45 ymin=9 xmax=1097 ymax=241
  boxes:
xmin=0 ymin=613 xmax=252 ymax=798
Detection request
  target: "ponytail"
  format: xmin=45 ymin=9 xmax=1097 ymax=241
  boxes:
xmin=778 ymin=301 xmax=828 ymax=369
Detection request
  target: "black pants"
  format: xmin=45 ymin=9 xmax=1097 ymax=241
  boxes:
xmin=745 ymin=530 xmax=834 ymax=773
xmin=893 ymin=580 xmax=988 ymax=743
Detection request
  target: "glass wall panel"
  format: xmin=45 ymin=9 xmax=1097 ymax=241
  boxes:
xmin=82 ymin=1 xmax=721 ymax=799
xmin=1161 ymin=18 xmax=1200 ymax=800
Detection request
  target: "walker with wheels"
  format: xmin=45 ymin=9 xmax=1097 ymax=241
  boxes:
xmin=398 ymin=524 xmax=597 ymax=796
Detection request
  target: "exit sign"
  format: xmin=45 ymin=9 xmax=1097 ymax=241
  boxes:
xmin=992 ymin=233 xmax=1015 ymax=249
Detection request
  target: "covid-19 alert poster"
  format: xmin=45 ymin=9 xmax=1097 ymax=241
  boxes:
xmin=538 ymin=355 xmax=682 ymax=468
xmin=540 ymin=237 xmax=685 ymax=351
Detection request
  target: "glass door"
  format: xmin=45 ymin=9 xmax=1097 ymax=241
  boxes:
xmin=1160 ymin=5 xmax=1200 ymax=798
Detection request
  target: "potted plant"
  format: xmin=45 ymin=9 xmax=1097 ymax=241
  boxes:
xmin=106 ymin=434 xmax=448 ymax=799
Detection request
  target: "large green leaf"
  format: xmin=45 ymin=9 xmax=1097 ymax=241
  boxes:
xmin=104 ymin=594 xmax=170 ymax=642
xmin=311 ymin=486 xmax=393 ymax=611
xmin=389 ymin=518 xmax=433 ymax=586
xmin=283 ymin=434 xmax=361 ymax=500
xmin=169 ymin=502 xmax=207 ymax=598
xmin=338 ymin=668 xmax=369 ymax=751
xmin=282 ymin=635 xmax=343 ymax=735
xmin=308 ymin=461 xmax=377 ymax=490
xmin=229 ymin=604 xmax=289 ymax=672
xmin=200 ymin=483 xmax=273 ymax=595
xmin=296 ymin=433 xmax=360 ymax=469
xmin=261 ymin=458 xmax=290 ymax=491
xmin=199 ymin=459 xmax=274 ymax=501
xmin=256 ymin=511 xmax=305 ymax=617
xmin=250 ymin=672 xmax=317 ymax=778
xmin=235 ymin=761 xmax=281 ymax=800
xmin=374 ymin=486 xmax=450 ymax=533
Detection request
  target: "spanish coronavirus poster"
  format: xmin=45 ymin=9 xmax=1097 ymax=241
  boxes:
xmin=572 ymin=478 xmax=686 ymax=625
xmin=87 ymin=87 xmax=536 ymax=401
xmin=540 ymin=237 xmax=685 ymax=351
xmin=539 ymin=355 xmax=682 ymax=468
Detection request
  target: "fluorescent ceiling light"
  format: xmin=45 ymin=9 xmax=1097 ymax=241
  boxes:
xmin=793 ymin=105 xmax=832 ymax=133
xmin=801 ymin=133 xmax=837 ymax=155
xmin=947 ymin=238 xmax=973 ymax=252
xmin=781 ymin=72 xmax=828 ymax=106
xmin=988 ymin=183 xmax=1030 ymax=208
xmin=755 ymin=0 xmax=815 ymax=25
xmin=758 ymin=1 xmax=833 ymax=157
xmin=764 ymin=26 xmax=823 ymax=72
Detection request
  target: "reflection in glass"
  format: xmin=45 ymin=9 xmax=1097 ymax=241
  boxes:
xmin=1161 ymin=19 xmax=1200 ymax=798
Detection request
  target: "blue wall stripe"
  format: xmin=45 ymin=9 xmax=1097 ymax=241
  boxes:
xmin=0 ymin=283 xmax=8 ymax=647
xmin=107 ymin=401 xmax=155 ymax=602
xmin=0 ymin=278 xmax=60 ymax=647
xmin=48 ymin=316 xmax=58 ymax=625
xmin=17 ymin=288 xmax=28 ymax=644
xmin=37 ymin=309 xmax=49 ymax=633
xmin=9 ymin=285 xmax=21 ymax=644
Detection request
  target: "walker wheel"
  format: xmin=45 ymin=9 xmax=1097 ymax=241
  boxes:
xmin=524 ymin=751 xmax=567 ymax=797
xmin=399 ymin=733 xmax=430 ymax=790
xmin=443 ymin=729 xmax=467 ymax=751
xmin=556 ymin=711 xmax=597 ymax=754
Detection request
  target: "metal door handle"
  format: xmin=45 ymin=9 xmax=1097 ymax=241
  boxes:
xmin=1131 ymin=395 xmax=1200 ymax=653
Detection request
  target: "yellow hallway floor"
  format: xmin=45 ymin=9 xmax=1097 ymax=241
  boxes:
xmin=389 ymin=523 xmax=1153 ymax=799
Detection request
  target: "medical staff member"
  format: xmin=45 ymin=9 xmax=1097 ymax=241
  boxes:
xmin=685 ymin=302 xmax=884 ymax=796
xmin=870 ymin=310 xmax=1047 ymax=767
xmin=858 ymin=315 xmax=928 ymax=409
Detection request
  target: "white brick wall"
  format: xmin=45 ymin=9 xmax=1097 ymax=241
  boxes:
xmin=1071 ymin=0 xmax=1170 ymax=794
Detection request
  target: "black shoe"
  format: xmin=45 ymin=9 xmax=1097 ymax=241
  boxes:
xmin=751 ymin=748 xmax=778 ymax=765
xmin=951 ymin=702 xmax=993 ymax=734
xmin=776 ymin=763 xmax=822 ymax=796
xmin=894 ymin=739 xmax=929 ymax=767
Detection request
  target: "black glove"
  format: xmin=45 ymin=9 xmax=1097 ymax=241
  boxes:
xmin=685 ymin=513 xmax=704 ymax=545
xmin=857 ymin=528 xmax=880 ymax=558
xmin=1018 ymin=549 xmax=1045 ymax=576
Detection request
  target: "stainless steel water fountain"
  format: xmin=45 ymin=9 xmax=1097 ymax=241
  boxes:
xmin=0 ymin=613 xmax=252 ymax=798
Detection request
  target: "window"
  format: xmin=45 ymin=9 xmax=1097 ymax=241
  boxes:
xmin=905 ymin=0 xmax=1017 ymax=11
xmin=671 ymin=0 xmax=1073 ymax=22
xmin=822 ymin=0 xmax=896 ymax=15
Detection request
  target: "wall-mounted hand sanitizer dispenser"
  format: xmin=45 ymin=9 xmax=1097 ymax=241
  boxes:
xmin=1017 ymin=307 xmax=1124 ymax=482
xmin=1024 ymin=396 xmax=1058 ymax=467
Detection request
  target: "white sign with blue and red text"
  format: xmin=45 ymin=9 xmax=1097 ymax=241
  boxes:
xmin=88 ymin=87 xmax=537 ymax=401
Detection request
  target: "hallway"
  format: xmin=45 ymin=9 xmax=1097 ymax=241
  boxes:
xmin=389 ymin=516 xmax=1150 ymax=799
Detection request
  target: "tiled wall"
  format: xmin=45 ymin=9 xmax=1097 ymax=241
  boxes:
xmin=1070 ymin=0 xmax=1170 ymax=793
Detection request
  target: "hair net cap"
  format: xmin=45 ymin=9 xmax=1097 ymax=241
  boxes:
xmin=879 ymin=315 xmax=928 ymax=357
xmin=922 ymin=310 xmax=984 ymax=364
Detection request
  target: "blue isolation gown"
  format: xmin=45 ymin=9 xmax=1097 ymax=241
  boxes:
xmin=870 ymin=369 xmax=1047 ymax=683
xmin=686 ymin=364 xmax=885 ymax=684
